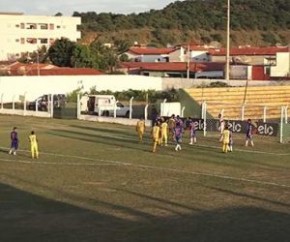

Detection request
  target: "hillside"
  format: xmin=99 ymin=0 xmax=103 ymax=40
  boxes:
xmin=75 ymin=0 xmax=290 ymax=47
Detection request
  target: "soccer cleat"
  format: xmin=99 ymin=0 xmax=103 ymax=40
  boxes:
xmin=13 ymin=152 xmax=16 ymax=155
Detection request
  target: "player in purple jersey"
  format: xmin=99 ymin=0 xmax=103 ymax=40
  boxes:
xmin=245 ymin=119 xmax=255 ymax=147
xmin=9 ymin=127 xmax=19 ymax=155
xmin=175 ymin=115 xmax=183 ymax=127
xmin=174 ymin=121 xmax=183 ymax=151
xmin=188 ymin=118 xmax=197 ymax=145
xmin=228 ymin=127 xmax=233 ymax=152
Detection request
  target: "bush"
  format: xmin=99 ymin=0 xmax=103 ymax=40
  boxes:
xmin=197 ymin=81 xmax=231 ymax=88
xmin=70 ymin=87 xmax=180 ymax=103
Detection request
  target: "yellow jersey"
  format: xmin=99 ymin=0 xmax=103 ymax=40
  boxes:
xmin=222 ymin=130 xmax=230 ymax=143
xmin=168 ymin=118 xmax=176 ymax=129
xmin=29 ymin=134 xmax=38 ymax=145
xmin=152 ymin=126 xmax=160 ymax=140
xmin=136 ymin=120 xmax=145 ymax=132
xmin=160 ymin=122 xmax=168 ymax=133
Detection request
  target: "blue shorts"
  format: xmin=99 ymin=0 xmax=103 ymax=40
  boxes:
xmin=11 ymin=140 xmax=18 ymax=149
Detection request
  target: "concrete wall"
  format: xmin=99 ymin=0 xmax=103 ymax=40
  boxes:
xmin=78 ymin=115 xmax=151 ymax=127
xmin=1 ymin=73 xmax=288 ymax=103
xmin=0 ymin=108 xmax=51 ymax=118
xmin=0 ymin=75 xmax=163 ymax=102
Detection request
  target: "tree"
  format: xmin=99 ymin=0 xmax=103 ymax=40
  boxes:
xmin=48 ymin=38 xmax=76 ymax=67
xmin=71 ymin=44 xmax=94 ymax=68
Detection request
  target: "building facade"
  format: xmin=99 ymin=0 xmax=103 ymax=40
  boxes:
xmin=0 ymin=12 xmax=81 ymax=60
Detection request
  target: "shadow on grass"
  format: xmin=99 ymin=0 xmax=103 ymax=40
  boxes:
xmin=205 ymin=185 xmax=290 ymax=209
xmin=0 ymin=181 xmax=290 ymax=242
xmin=47 ymin=129 xmax=151 ymax=153
xmin=69 ymin=124 xmax=137 ymax=138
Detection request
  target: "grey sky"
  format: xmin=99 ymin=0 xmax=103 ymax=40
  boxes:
xmin=0 ymin=0 xmax=183 ymax=16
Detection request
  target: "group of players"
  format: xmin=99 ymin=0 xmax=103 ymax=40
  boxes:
xmin=7 ymin=114 xmax=255 ymax=158
xmin=136 ymin=113 xmax=256 ymax=153
xmin=218 ymin=115 xmax=256 ymax=153
xmin=136 ymin=114 xmax=197 ymax=153
xmin=8 ymin=127 xmax=39 ymax=159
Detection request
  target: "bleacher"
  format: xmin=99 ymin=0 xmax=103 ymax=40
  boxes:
xmin=184 ymin=85 xmax=290 ymax=120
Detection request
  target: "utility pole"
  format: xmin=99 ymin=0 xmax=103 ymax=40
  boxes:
xmin=187 ymin=44 xmax=190 ymax=79
xmin=37 ymin=52 xmax=40 ymax=76
xmin=225 ymin=0 xmax=230 ymax=82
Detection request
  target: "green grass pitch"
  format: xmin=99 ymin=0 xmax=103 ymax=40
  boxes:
xmin=0 ymin=115 xmax=289 ymax=242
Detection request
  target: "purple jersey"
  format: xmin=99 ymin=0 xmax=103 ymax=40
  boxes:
xmin=174 ymin=124 xmax=183 ymax=143
xmin=11 ymin=131 xmax=18 ymax=141
xmin=189 ymin=120 xmax=197 ymax=137
xmin=246 ymin=122 xmax=253 ymax=138
xmin=10 ymin=130 xmax=19 ymax=149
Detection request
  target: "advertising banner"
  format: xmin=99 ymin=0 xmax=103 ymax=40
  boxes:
xmin=159 ymin=117 xmax=279 ymax=137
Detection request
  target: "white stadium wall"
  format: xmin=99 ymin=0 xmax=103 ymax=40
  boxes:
xmin=0 ymin=75 xmax=163 ymax=102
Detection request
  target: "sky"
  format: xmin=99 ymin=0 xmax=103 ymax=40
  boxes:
xmin=0 ymin=0 xmax=183 ymax=16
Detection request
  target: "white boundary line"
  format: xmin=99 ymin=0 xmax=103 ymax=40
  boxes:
xmin=194 ymin=143 xmax=290 ymax=156
xmin=1 ymin=146 xmax=290 ymax=189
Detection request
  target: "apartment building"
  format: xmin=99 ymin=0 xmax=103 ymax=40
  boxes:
xmin=0 ymin=12 xmax=81 ymax=60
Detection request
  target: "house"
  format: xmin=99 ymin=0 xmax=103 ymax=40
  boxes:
xmin=169 ymin=44 xmax=211 ymax=62
xmin=0 ymin=12 xmax=81 ymax=61
xmin=123 ymin=47 xmax=175 ymax=62
xmin=119 ymin=62 xmax=225 ymax=78
xmin=0 ymin=62 xmax=103 ymax=76
xmin=209 ymin=46 xmax=290 ymax=65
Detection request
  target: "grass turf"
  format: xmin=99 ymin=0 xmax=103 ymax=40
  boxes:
xmin=0 ymin=115 xmax=289 ymax=242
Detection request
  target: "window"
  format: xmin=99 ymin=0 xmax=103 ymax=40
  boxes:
xmin=49 ymin=24 xmax=54 ymax=30
xmin=15 ymin=39 xmax=19 ymax=42
xmin=39 ymin=38 xmax=48 ymax=44
xmin=20 ymin=23 xmax=25 ymax=29
xmin=26 ymin=38 xmax=37 ymax=44
xmin=20 ymin=38 xmax=25 ymax=44
xmin=27 ymin=23 xmax=37 ymax=29
xmin=15 ymin=24 xmax=20 ymax=28
xmin=57 ymin=25 xmax=61 ymax=29
xmin=39 ymin=23 xmax=48 ymax=29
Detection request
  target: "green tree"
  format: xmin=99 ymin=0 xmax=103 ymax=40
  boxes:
xmin=48 ymin=38 xmax=76 ymax=67
xmin=89 ymin=40 xmax=108 ymax=70
xmin=71 ymin=44 xmax=94 ymax=68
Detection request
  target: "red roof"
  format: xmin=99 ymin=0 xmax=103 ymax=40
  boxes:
xmin=5 ymin=62 xmax=103 ymax=76
xmin=209 ymin=46 xmax=290 ymax=56
xmin=179 ymin=44 xmax=211 ymax=51
xmin=24 ymin=68 xmax=103 ymax=76
xmin=120 ymin=62 xmax=225 ymax=72
xmin=127 ymin=47 xmax=175 ymax=55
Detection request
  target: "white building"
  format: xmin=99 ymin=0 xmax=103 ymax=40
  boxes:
xmin=0 ymin=12 xmax=81 ymax=60
xmin=270 ymin=52 xmax=290 ymax=78
xmin=169 ymin=46 xmax=210 ymax=63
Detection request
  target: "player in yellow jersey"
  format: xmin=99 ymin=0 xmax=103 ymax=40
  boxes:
xmin=221 ymin=125 xmax=230 ymax=153
xmin=167 ymin=114 xmax=176 ymax=141
xmin=136 ymin=117 xmax=146 ymax=143
xmin=159 ymin=118 xmax=168 ymax=146
xmin=151 ymin=122 xmax=161 ymax=152
xmin=29 ymin=130 xmax=39 ymax=159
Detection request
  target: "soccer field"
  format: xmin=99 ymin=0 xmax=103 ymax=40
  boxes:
xmin=0 ymin=115 xmax=289 ymax=242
